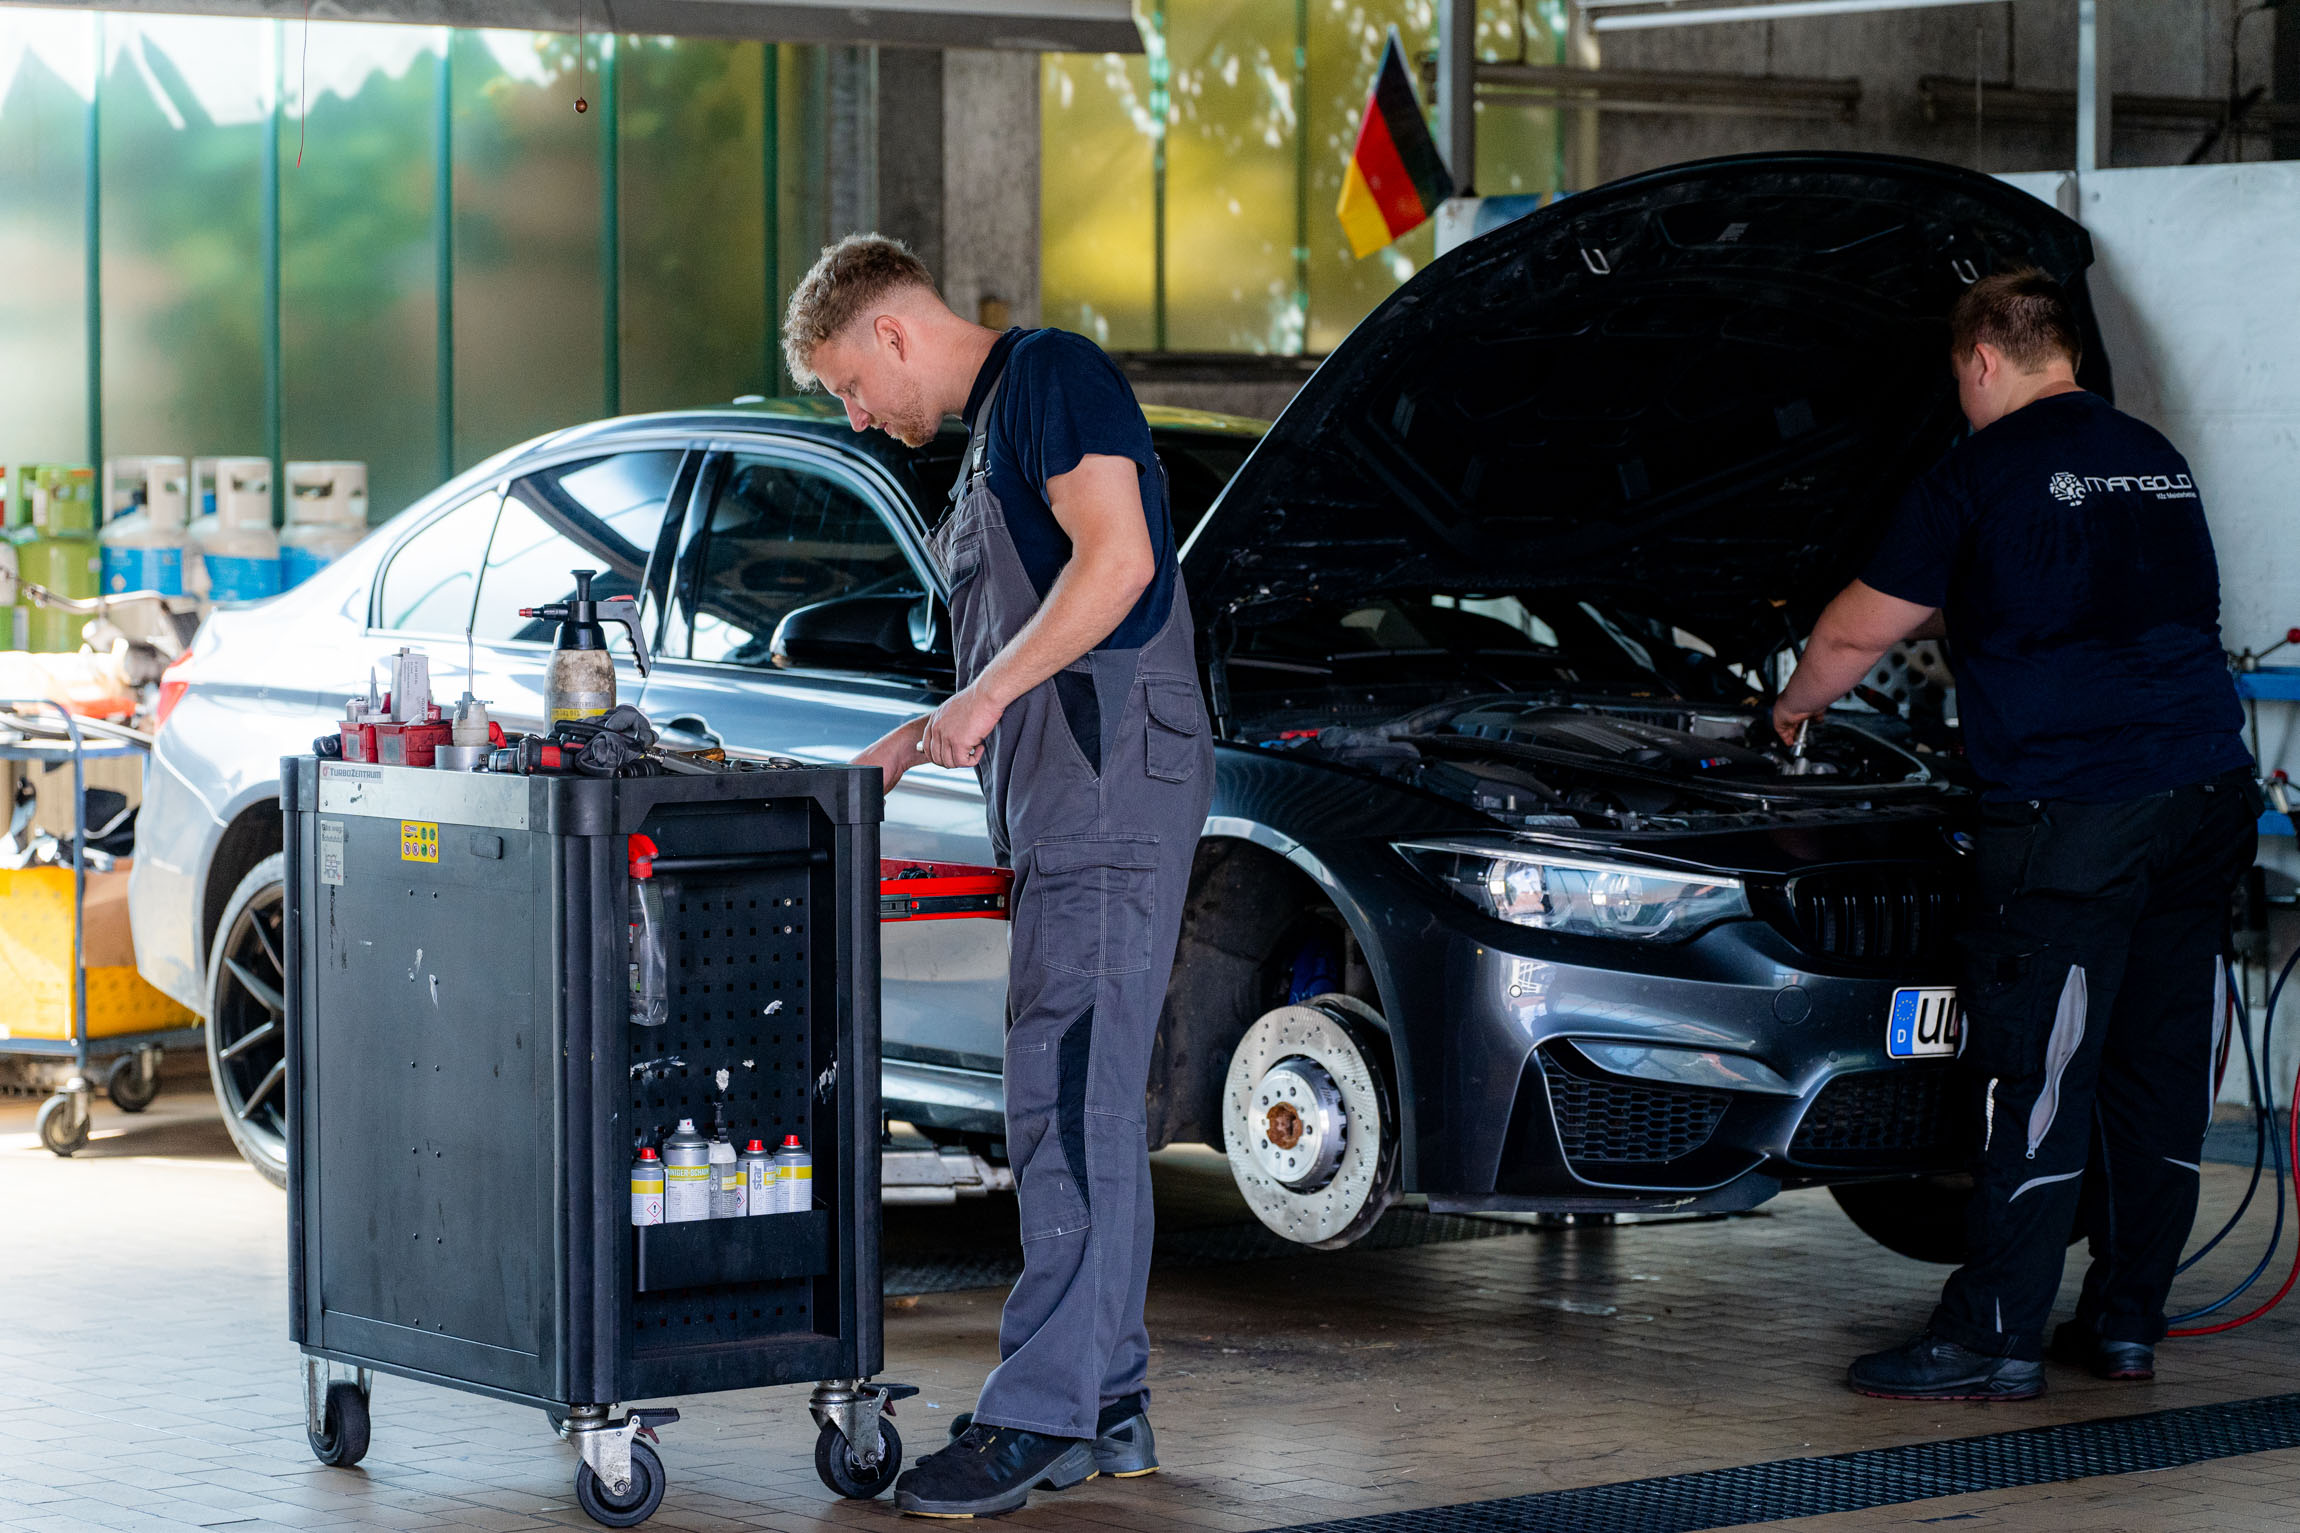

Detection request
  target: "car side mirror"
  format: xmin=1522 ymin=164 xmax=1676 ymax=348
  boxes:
xmin=769 ymin=592 xmax=951 ymax=678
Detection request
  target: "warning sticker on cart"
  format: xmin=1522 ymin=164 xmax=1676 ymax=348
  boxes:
xmin=399 ymin=820 xmax=439 ymax=863
xmin=319 ymin=819 xmax=346 ymax=885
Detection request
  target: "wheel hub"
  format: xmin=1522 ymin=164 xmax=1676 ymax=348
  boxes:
xmin=1247 ymin=1057 xmax=1347 ymax=1190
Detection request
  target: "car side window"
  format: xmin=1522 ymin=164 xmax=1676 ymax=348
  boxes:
xmin=472 ymin=451 xmax=685 ymax=644
xmin=376 ymin=489 xmax=501 ymax=634
xmin=675 ymin=453 xmax=922 ymax=667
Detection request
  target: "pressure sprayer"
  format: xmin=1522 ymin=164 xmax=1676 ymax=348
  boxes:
xmin=519 ymin=568 xmax=651 ymax=726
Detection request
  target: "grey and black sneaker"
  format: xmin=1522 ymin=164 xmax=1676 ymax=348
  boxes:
xmin=894 ymin=1423 xmax=1096 ymax=1518
xmin=1847 ymin=1331 xmax=2044 ymax=1401
xmin=2049 ymin=1321 xmax=2156 ymax=1381
xmin=947 ymin=1394 xmax=1159 ymax=1479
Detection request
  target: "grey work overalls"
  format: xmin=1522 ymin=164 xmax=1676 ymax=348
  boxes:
xmin=928 ymin=366 xmax=1215 ymax=1438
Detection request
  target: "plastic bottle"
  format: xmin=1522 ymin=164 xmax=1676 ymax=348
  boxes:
xmin=630 ymin=1146 xmax=665 ymax=1226
xmin=774 ymin=1134 xmax=811 ymax=1214
xmin=739 ymin=1139 xmax=774 ymax=1215
xmin=100 ymin=455 xmax=189 ymax=596
xmin=280 ymin=460 xmax=368 ymax=588
xmin=708 ymin=1113 xmax=742 ymax=1220
xmin=627 ymin=834 xmax=669 ymax=1028
xmin=662 ymin=1119 xmax=711 ymax=1223
xmin=20 ymin=465 xmax=100 ymax=652
xmin=190 ymin=457 xmax=280 ymax=604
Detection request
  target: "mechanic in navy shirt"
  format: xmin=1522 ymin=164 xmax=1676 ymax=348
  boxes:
xmin=1775 ymin=269 xmax=2258 ymax=1402
xmin=786 ymin=237 xmax=1212 ymax=1517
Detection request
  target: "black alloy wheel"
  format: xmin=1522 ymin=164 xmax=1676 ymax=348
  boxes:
xmin=207 ymin=854 xmax=289 ymax=1188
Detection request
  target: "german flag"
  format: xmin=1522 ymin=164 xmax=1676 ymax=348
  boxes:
xmin=1336 ymin=29 xmax=1456 ymax=259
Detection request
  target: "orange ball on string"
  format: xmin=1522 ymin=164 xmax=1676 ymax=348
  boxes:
xmin=575 ymin=97 xmax=589 ymax=113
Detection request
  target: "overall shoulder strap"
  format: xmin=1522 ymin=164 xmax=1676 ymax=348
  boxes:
xmin=950 ymin=365 xmax=1008 ymax=512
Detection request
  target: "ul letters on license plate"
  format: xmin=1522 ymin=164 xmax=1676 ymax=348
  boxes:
xmin=1887 ymin=987 xmax=1962 ymax=1058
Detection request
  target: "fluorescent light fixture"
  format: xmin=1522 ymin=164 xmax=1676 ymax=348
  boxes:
xmin=1588 ymin=0 xmax=2007 ymax=31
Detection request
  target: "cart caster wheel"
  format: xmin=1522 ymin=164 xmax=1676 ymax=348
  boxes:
xmin=546 ymin=1410 xmax=572 ymax=1442
xmin=308 ymin=1381 xmax=370 ymax=1468
xmin=575 ymin=1439 xmax=664 ymax=1528
xmin=106 ymin=1053 xmax=159 ymax=1113
xmin=814 ymin=1419 xmax=902 ymax=1499
xmin=35 ymin=1095 xmax=88 ymax=1157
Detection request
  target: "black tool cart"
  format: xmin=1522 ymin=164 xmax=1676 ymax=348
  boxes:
xmin=281 ymin=755 xmax=911 ymax=1526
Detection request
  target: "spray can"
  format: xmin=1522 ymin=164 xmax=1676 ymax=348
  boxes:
xmin=662 ymin=1119 xmax=711 ymax=1223
xmin=708 ymin=1112 xmax=742 ymax=1219
xmin=280 ymin=460 xmax=368 ymax=588
xmin=739 ymin=1138 xmax=775 ymax=1215
xmin=630 ymin=1146 xmax=665 ymax=1226
xmin=190 ymin=457 xmax=280 ymax=603
xmin=627 ymin=834 xmax=669 ymax=1027
xmin=774 ymin=1134 xmax=811 ymax=1214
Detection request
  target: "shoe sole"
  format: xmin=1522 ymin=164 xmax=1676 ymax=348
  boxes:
xmin=895 ymin=1446 xmax=1099 ymax=1518
xmin=1851 ymin=1385 xmax=2043 ymax=1402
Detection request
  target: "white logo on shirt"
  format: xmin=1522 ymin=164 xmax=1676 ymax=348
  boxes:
xmin=2046 ymin=470 xmax=2197 ymax=505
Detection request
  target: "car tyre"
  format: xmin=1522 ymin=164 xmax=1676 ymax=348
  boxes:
xmin=1222 ymin=994 xmax=1399 ymax=1249
xmin=206 ymin=853 xmax=289 ymax=1189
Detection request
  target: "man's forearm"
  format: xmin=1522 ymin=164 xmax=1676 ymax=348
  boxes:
xmin=1780 ymin=631 xmax=1890 ymax=718
xmin=973 ymin=548 xmax=1151 ymax=707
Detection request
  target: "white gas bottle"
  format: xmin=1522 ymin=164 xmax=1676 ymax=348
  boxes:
xmin=190 ymin=457 xmax=280 ymax=604
xmin=279 ymin=460 xmax=368 ymax=589
xmin=99 ymin=455 xmax=189 ymax=596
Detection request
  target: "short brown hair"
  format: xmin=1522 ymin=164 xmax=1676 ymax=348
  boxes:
xmin=1949 ymin=268 xmax=2082 ymax=373
xmin=782 ymin=234 xmax=937 ymax=389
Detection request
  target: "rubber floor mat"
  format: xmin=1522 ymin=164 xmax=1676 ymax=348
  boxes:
xmin=1270 ymin=1392 xmax=2300 ymax=1531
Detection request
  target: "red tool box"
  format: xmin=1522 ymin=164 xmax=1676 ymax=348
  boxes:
xmin=878 ymin=860 xmax=1011 ymax=921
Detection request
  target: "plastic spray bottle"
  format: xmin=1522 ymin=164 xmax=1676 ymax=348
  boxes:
xmin=708 ymin=1102 xmax=741 ymax=1219
xmin=627 ymin=834 xmax=668 ymax=1028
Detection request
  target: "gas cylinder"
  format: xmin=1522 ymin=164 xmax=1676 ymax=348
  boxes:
xmin=517 ymin=569 xmax=651 ymax=727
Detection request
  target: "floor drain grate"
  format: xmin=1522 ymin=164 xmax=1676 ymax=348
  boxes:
xmin=1271 ymin=1393 xmax=2300 ymax=1532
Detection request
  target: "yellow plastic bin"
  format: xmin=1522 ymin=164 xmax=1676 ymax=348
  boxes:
xmin=0 ymin=863 xmax=196 ymax=1040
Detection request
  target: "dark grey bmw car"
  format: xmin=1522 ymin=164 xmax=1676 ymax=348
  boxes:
xmin=139 ymin=152 xmax=2101 ymax=1257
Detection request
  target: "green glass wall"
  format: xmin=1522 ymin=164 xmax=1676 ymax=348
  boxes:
xmin=0 ymin=9 xmax=825 ymax=523
xmin=1045 ymin=0 xmax=1563 ymax=357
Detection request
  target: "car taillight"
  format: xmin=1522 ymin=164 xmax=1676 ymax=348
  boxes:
xmin=154 ymin=652 xmax=196 ymax=732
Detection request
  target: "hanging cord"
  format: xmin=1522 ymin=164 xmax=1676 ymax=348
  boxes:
xmin=295 ymin=0 xmax=311 ymax=166
xmin=574 ymin=0 xmax=590 ymax=113
xmin=2169 ymin=941 xmax=2300 ymax=1336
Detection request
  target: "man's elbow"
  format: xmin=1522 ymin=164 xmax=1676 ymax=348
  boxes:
xmin=1107 ymin=545 xmax=1156 ymax=603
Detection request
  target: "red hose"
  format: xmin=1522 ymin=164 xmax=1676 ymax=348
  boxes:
xmin=2168 ymin=1056 xmax=2300 ymax=1337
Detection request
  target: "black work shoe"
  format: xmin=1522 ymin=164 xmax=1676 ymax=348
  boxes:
xmin=895 ymin=1423 xmax=1096 ymax=1518
xmin=947 ymin=1397 xmax=1160 ymax=1479
xmin=1847 ymin=1332 xmax=2044 ymax=1401
xmin=2049 ymin=1322 xmax=2156 ymax=1380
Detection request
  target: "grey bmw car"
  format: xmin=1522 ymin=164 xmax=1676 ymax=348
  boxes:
xmin=133 ymin=152 xmax=2102 ymax=1257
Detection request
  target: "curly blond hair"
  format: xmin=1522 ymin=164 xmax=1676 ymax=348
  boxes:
xmin=782 ymin=235 xmax=937 ymax=389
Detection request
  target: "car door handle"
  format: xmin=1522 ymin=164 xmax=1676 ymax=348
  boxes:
xmin=655 ymin=714 xmax=722 ymax=751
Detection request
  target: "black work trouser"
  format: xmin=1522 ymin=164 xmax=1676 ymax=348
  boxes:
xmin=1931 ymin=767 xmax=2259 ymax=1360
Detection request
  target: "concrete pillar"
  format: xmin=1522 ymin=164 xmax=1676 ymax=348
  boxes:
xmin=877 ymin=48 xmax=946 ymax=276
xmin=828 ymin=46 xmax=879 ymax=237
xmin=941 ymin=49 xmax=1041 ymax=328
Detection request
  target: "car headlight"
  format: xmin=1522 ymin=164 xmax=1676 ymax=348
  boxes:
xmin=1392 ymin=838 xmax=1749 ymax=941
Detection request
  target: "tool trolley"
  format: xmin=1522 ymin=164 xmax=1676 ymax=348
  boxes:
xmin=281 ymin=756 xmax=909 ymax=1526
xmin=0 ymin=701 xmax=201 ymax=1155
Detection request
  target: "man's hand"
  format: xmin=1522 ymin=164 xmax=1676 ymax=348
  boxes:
xmin=854 ymin=716 xmax=929 ymax=792
xmin=920 ymin=683 xmax=1007 ymax=768
xmin=1772 ymin=580 xmax=1940 ymax=748
xmin=1771 ymin=698 xmax=1824 ymax=749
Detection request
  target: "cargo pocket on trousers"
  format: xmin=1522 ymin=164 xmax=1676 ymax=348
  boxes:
xmin=1142 ymin=678 xmax=1205 ymax=784
xmin=1033 ymin=837 xmax=1158 ymax=975
xmin=1958 ymin=930 xmax=2082 ymax=1084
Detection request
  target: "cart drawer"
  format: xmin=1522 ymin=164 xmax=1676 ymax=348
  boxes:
xmin=634 ymin=1209 xmax=830 ymax=1293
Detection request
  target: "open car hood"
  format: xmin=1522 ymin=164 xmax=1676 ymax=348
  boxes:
xmin=1180 ymin=153 xmax=2106 ymax=662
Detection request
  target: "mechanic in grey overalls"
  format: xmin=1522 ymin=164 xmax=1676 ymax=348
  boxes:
xmin=785 ymin=236 xmax=1213 ymax=1518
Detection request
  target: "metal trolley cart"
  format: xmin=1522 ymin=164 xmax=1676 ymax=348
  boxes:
xmin=282 ymin=755 xmax=910 ymax=1525
xmin=0 ymin=700 xmax=201 ymax=1155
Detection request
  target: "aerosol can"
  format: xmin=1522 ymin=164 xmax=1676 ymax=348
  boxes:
xmin=739 ymin=1139 xmax=775 ymax=1215
xmin=630 ymin=1146 xmax=665 ymax=1226
xmin=662 ymin=1119 xmax=712 ymax=1223
xmin=708 ymin=1106 xmax=742 ymax=1219
xmin=774 ymin=1134 xmax=811 ymax=1214
xmin=518 ymin=568 xmax=651 ymax=726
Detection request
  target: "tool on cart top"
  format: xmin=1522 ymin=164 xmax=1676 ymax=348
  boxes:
xmin=520 ymin=568 xmax=651 ymax=726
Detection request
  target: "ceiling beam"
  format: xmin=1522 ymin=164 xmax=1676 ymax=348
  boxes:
xmin=2 ymin=0 xmax=1144 ymax=52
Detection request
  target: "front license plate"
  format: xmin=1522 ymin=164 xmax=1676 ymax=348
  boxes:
xmin=1887 ymin=987 xmax=1962 ymax=1058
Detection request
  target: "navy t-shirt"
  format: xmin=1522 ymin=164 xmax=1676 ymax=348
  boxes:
xmin=959 ymin=328 xmax=1176 ymax=650
xmin=1862 ymin=389 xmax=2250 ymax=802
